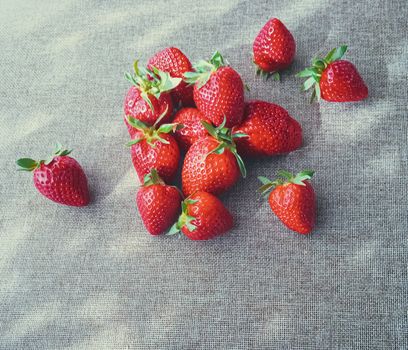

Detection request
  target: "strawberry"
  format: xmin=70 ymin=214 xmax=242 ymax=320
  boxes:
xmin=297 ymin=45 xmax=368 ymax=102
xmin=16 ymin=144 xmax=90 ymax=207
xmin=127 ymin=113 xmax=181 ymax=183
xmin=136 ymin=169 xmax=182 ymax=235
xmin=124 ymin=61 xmax=181 ymax=128
xmin=184 ymin=51 xmax=245 ymax=128
xmin=253 ymin=18 xmax=296 ymax=80
xmin=233 ymin=100 xmax=302 ymax=157
xmin=168 ymin=191 xmax=233 ymax=240
xmin=148 ymin=47 xmax=195 ymax=107
xmin=258 ymin=170 xmax=316 ymax=234
xmin=172 ymin=107 xmax=210 ymax=151
xmin=181 ymin=119 xmax=247 ymax=196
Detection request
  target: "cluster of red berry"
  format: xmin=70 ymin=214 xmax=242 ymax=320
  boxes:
xmin=17 ymin=18 xmax=368 ymax=240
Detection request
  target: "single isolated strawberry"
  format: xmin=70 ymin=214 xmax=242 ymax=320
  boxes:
xmin=126 ymin=111 xmax=181 ymax=183
xmin=297 ymin=45 xmax=368 ymax=102
xmin=234 ymin=100 xmax=302 ymax=157
xmin=258 ymin=170 xmax=316 ymax=234
xmin=124 ymin=61 xmax=181 ymax=128
xmin=16 ymin=144 xmax=90 ymax=207
xmin=148 ymin=47 xmax=195 ymax=107
xmin=184 ymin=51 xmax=245 ymax=128
xmin=253 ymin=18 xmax=296 ymax=80
xmin=136 ymin=169 xmax=182 ymax=235
xmin=168 ymin=191 xmax=233 ymax=240
xmin=172 ymin=107 xmax=210 ymax=151
xmin=182 ymin=118 xmax=247 ymax=196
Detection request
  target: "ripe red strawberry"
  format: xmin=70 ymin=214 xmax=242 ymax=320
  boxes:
xmin=172 ymin=107 xmax=210 ymax=151
xmin=124 ymin=61 xmax=181 ymax=128
xmin=168 ymin=191 xmax=233 ymax=240
xmin=233 ymin=100 xmax=302 ymax=156
xmin=148 ymin=47 xmax=195 ymax=107
xmin=184 ymin=51 xmax=245 ymax=128
xmin=181 ymin=119 xmax=247 ymax=196
xmin=253 ymin=18 xmax=296 ymax=80
xmin=136 ymin=169 xmax=182 ymax=235
xmin=297 ymin=45 xmax=368 ymax=102
xmin=258 ymin=170 xmax=316 ymax=234
xmin=16 ymin=144 xmax=90 ymax=207
xmin=127 ymin=115 xmax=181 ymax=183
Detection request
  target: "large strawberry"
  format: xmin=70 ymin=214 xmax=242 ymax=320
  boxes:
xmin=124 ymin=61 xmax=181 ymax=128
xmin=181 ymin=119 xmax=247 ymax=196
xmin=136 ymin=169 xmax=182 ymax=235
xmin=253 ymin=18 xmax=296 ymax=80
xmin=297 ymin=45 xmax=368 ymax=102
xmin=127 ymin=113 xmax=181 ymax=183
xmin=148 ymin=47 xmax=195 ymax=107
xmin=172 ymin=107 xmax=210 ymax=151
xmin=168 ymin=191 xmax=233 ymax=240
xmin=184 ymin=51 xmax=245 ymax=128
xmin=233 ymin=100 xmax=302 ymax=157
xmin=16 ymin=144 xmax=90 ymax=207
xmin=258 ymin=170 xmax=316 ymax=234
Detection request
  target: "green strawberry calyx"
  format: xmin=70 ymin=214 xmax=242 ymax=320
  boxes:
xmin=183 ymin=51 xmax=228 ymax=89
xmin=258 ymin=170 xmax=315 ymax=197
xmin=124 ymin=60 xmax=181 ymax=111
xmin=255 ymin=62 xmax=281 ymax=82
xmin=167 ymin=197 xmax=199 ymax=235
xmin=16 ymin=143 xmax=72 ymax=171
xmin=296 ymin=45 xmax=348 ymax=102
xmin=142 ymin=168 xmax=165 ymax=186
xmin=201 ymin=117 xmax=247 ymax=178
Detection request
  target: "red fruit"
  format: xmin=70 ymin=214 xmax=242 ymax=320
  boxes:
xmin=181 ymin=120 xmax=246 ymax=196
xmin=168 ymin=191 xmax=233 ymax=240
xmin=253 ymin=18 xmax=296 ymax=80
xmin=297 ymin=45 xmax=368 ymax=102
xmin=172 ymin=107 xmax=209 ymax=151
xmin=184 ymin=51 xmax=245 ymax=128
xmin=148 ymin=47 xmax=195 ymax=107
xmin=234 ymin=100 xmax=302 ymax=156
xmin=136 ymin=169 xmax=182 ymax=235
xmin=17 ymin=145 xmax=89 ymax=207
xmin=127 ymin=116 xmax=181 ymax=183
xmin=258 ymin=170 xmax=316 ymax=234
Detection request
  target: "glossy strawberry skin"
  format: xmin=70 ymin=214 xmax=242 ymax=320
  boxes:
xmin=182 ymin=137 xmax=240 ymax=196
xmin=268 ymin=181 xmax=316 ymax=234
xmin=131 ymin=133 xmax=180 ymax=183
xmin=137 ymin=184 xmax=181 ymax=235
xmin=148 ymin=47 xmax=194 ymax=107
xmin=124 ymin=86 xmax=173 ymax=128
xmin=194 ymin=66 xmax=244 ymax=128
xmin=181 ymin=191 xmax=233 ymax=240
xmin=320 ymin=60 xmax=368 ymax=102
xmin=172 ymin=107 xmax=209 ymax=151
xmin=234 ymin=100 xmax=302 ymax=156
xmin=33 ymin=156 xmax=89 ymax=207
xmin=253 ymin=18 xmax=296 ymax=73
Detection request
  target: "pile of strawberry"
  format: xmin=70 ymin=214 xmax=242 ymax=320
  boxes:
xmin=17 ymin=18 xmax=368 ymax=240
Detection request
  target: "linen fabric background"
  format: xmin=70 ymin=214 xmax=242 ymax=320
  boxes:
xmin=0 ymin=0 xmax=407 ymax=349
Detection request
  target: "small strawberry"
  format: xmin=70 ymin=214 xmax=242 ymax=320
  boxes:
xmin=184 ymin=51 xmax=245 ymax=128
xmin=181 ymin=119 xmax=247 ymax=196
xmin=168 ymin=191 xmax=233 ymax=240
xmin=148 ymin=47 xmax=195 ymax=107
xmin=258 ymin=170 xmax=316 ymax=234
xmin=127 ymin=112 xmax=181 ymax=183
xmin=253 ymin=18 xmax=296 ymax=80
xmin=297 ymin=45 xmax=368 ymax=102
xmin=172 ymin=107 xmax=210 ymax=151
xmin=124 ymin=61 xmax=181 ymax=128
xmin=136 ymin=169 xmax=182 ymax=235
xmin=16 ymin=144 xmax=90 ymax=207
xmin=233 ymin=100 xmax=302 ymax=157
